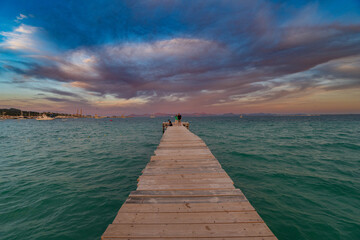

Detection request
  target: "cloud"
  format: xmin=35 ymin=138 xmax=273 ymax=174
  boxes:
xmin=0 ymin=24 xmax=43 ymax=52
xmin=6 ymin=37 xmax=229 ymax=98
xmin=93 ymin=97 xmax=148 ymax=108
xmin=15 ymin=13 xmax=28 ymax=23
xmin=36 ymin=87 xmax=80 ymax=98
xmin=2 ymin=1 xmax=360 ymax=113
xmin=106 ymin=38 xmax=221 ymax=60
xmin=43 ymin=97 xmax=70 ymax=102
xmin=311 ymin=55 xmax=360 ymax=90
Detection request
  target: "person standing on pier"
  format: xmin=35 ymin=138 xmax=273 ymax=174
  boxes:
xmin=178 ymin=113 xmax=182 ymax=126
xmin=174 ymin=114 xmax=178 ymax=125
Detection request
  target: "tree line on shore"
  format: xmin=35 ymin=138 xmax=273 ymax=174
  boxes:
xmin=1 ymin=108 xmax=71 ymax=117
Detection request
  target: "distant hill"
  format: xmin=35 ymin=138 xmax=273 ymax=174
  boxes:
xmin=0 ymin=108 xmax=39 ymax=116
xmin=221 ymin=113 xmax=238 ymax=117
xmin=0 ymin=108 xmax=70 ymax=117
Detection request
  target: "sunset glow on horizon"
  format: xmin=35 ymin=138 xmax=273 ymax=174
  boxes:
xmin=1 ymin=0 xmax=360 ymax=115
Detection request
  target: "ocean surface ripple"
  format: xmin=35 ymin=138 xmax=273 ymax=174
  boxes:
xmin=1 ymin=116 xmax=359 ymax=240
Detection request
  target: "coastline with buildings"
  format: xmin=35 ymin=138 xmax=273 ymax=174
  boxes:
xmin=1 ymin=107 xmax=340 ymax=121
xmin=0 ymin=108 xmax=133 ymax=120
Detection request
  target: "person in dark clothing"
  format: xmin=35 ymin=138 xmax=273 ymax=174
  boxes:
xmin=178 ymin=113 xmax=182 ymax=126
xmin=168 ymin=119 xmax=173 ymax=126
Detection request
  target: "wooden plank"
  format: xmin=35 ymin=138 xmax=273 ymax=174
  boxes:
xmin=154 ymin=152 xmax=213 ymax=156
xmin=146 ymin=162 xmax=220 ymax=167
xmin=102 ymin=223 xmax=274 ymax=238
xmin=125 ymin=195 xmax=247 ymax=204
xmin=113 ymin=211 xmax=263 ymax=224
xmin=136 ymin=183 xmax=235 ymax=190
xmin=158 ymin=143 xmax=207 ymax=147
xmin=150 ymin=155 xmax=215 ymax=160
xmin=150 ymin=159 xmax=217 ymax=163
xmin=141 ymin=170 xmax=227 ymax=175
xmin=130 ymin=189 xmax=242 ymax=197
xmin=137 ymin=177 xmax=234 ymax=185
xmin=144 ymin=164 xmax=222 ymax=168
xmin=154 ymin=149 xmax=213 ymax=155
xmin=104 ymin=237 xmax=278 ymax=240
xmin=148 ymin=159 xmax=219 ymax=164
xmin=157 ymin=146 xmax=209 ymax=150
xmin=144 ymin=164 xmax=222 ymax=169
xmin=142 ymin=167 xmax=225 ymax=172
xmin=143 ymin=166 xmax=223 ymax=172
xmin=157 ymin=142 xmax=205 ymax=145
xmin=137 ymin=182 xmax=234 ymax=187
xmin=160 ymin=137 xmax=202 ymax=140
xmin=142 ymin=169 xmax=226 ymax=175
xmin=159 ymin=141 xmax=205 ymax=145
xmin=118 ymin=202 xmax=255 ymax=213
xmin=138 ymin=172 xmax=231 ymax=180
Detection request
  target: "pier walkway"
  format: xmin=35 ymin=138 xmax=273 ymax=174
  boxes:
xmin=102 ymin=125 xmax=277 ymax=239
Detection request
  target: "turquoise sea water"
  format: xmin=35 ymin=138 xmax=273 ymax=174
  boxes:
xmin=1 ymin=116 xmax=359 ymax=240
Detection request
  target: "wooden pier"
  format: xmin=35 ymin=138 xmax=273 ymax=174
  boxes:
xmin=102 ymin=125 xmax=277 ymax=239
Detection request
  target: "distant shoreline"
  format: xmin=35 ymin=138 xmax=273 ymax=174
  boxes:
xmin=1 ymin=107 xmax=359 ymax=119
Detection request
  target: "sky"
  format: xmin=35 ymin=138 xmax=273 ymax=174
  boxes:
xmin=1 ymin=0 xmax=360 ymax=115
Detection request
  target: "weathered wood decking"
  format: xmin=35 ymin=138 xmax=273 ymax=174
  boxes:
xmin=102 ymin=125 xmax=277 ymax=239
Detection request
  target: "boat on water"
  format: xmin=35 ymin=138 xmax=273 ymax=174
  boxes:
xmin=55 ymin=115 xmax=68 ymax=119
xmin=16 ymin=111 xmax=25 ymax=120
xmin=36 ymin=114 xmax=55 ymax=121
